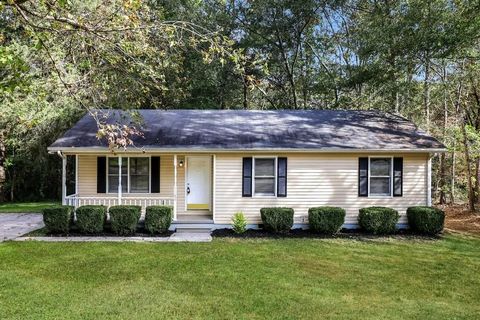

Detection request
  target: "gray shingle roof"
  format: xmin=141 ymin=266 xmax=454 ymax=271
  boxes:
xmin=49 ymin=109 xmax=445 ymax=151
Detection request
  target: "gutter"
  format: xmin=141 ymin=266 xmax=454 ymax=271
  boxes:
xmin=47 ymin=147 xmax=448 ymax=154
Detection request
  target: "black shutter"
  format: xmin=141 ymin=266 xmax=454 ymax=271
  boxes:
xmin=151 ymin=156 xmax=160 ymax=193
xmin=393 ymin=157 xmax=403 ymax=197
xmin=277 ymin=157 xmax=287 ymax=197
xmin=242 ymin=157 xmax=252 ymax=197
xmin=97 ymin=157 xmax=107 ymax=193
xmin=358 ymin=157 xmax=368 ymax=197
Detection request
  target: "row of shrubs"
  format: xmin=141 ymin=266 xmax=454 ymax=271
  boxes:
xmin=235 ymin=206 xmax=444 ymax=235
xmin=42 ymin=205 xmax=172 ymax=235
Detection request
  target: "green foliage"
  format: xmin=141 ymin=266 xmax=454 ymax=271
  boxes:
xmin=42 ymin=205 xmax=73 ymax=233
xmin=1 ymin=0 xmax=480 ymax=206
xmin=75 ymin=205 xmax=106 ymax=234
xmin=260 ymin=207 xmax=294 ymax=233
xmin=144 ymin=206 xmax=172 ymax=234
xmin=109 ymin=205 xmax=141 ymax=236
xmin=358 ymin=207 xmax=400 ymax=235
xmin=308 ymin=207 xmax=346 ymax=235
xmin=232 ymin=212 xmax=247 ymax=234
xmin=407 ymin=206 xmax=445 ymax=235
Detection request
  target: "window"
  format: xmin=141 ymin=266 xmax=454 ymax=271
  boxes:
xmin=129 ymin=158 xmax=149 ymax=193
xmin=253 ymin=158 xmax=276 ymax=196
xmin=369 ymin=158 xmax=392 ymax=196
xmin=108 ymin=157 xmax=128 ymax=193
xmin=107 ymin=157 xmax=150 ymax=193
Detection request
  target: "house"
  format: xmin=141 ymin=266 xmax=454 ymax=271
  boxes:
xmin=48 ymin=109 xmax=445 ymax=229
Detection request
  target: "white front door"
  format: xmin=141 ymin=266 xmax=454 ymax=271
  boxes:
xmin=186 ymin=156 xmax=212 ymax=210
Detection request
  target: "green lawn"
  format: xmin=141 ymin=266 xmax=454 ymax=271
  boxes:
xmin=0 ymin=236 xmax=479 ymax=320
xmin=0 ymin=201 xmax=59 ymax=213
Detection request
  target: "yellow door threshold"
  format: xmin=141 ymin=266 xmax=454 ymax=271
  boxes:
xmin=187 ymin=204 xmax=210 ymax=210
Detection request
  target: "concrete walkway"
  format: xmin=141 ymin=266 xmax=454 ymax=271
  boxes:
xmin=0 ymin=213 xmax=212 ymax=243
xmin=0 ymin=213 xmax=44 ymax=242
xmin=15 ymin=233 xmax=212 ymax=242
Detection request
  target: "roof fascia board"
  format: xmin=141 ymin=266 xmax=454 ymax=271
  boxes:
xmin=48 ymin=147 xmax=447 ymax=154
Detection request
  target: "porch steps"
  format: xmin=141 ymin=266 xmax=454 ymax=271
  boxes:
xmin=175 ymin=226 xmax=212 ymax=234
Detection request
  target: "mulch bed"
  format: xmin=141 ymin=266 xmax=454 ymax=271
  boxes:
xmin=212 ymin=228 xmax=440 ymax=240
xmin=27 ymin=223 xmax=173 ymax=238
xmin=440 ymin=204 xmax=480 ymax=235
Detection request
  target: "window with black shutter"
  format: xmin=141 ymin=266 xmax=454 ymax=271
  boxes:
xmin=151 ymin=156 xmax=160 ymax=193
xmin=242 ymin=157 xmax=252 ymax=197
xmin=97 ymin=157 xmax=107 ymax=193
xmin=277 ymin=158 xmax=287 ymax=197
xmin=393 ymin=157 xmax=403 ymax=197
xmin=253 ymin=158 xmax=276 ymax=196
xmin=358 ymin=157 xmax=368 ymax=197
xmin=359 ymin=157 xmax=402 ymax=197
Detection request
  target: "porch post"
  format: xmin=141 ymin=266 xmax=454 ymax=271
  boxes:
xmin=61 ymin=153 xmax=67 ymax=205
xmin=75 ymin=155 xmax=78 ymax=195
xmin=118 ymin=156 xmax=122 ymax=205
xmin=173 ymin=154 xmax=178 ymax=220
xmin=212 ymin=154 xmax=216 ymax=223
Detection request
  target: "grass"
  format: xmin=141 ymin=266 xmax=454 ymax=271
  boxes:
xmin=0 ymin=235 xmax=479 ymax=319
xmin=0 ymin=201 xmax=60 ymax=213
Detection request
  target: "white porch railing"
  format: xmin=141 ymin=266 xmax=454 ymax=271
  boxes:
xmin=65 ymin=194 xmax=174 ymax=214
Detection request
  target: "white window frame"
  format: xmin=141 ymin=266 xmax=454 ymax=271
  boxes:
xmin=252 ymin=156 xmax=277 ymax=197
xmin=107 ymin=156 xmax=151 ymax=194
xmin=107 ymin=156 xmax=128 ymax=194
xmin=368 ymin=156 xmax=393 ymax=197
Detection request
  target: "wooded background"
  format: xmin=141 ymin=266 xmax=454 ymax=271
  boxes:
xmin=1 ymin=0 xmax=480 ymax=210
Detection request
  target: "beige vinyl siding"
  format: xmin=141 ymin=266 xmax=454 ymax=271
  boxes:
xmin=76 ymin=154 xmax=192 ymax=215
xmin=77 ymin=155 xmax=97 ymax=195
xmin=77 ymin=154 xmax=175 ymax=199
xmin=214 ymin=153 xmax=428 ymax=225
xmin=77 ymin=152 xmax=428 ymax=224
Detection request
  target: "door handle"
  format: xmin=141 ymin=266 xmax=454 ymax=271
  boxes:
xmin=187 ymin=187 xmax=190 ymax=194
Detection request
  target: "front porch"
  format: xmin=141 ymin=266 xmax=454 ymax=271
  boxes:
xmin=59 ymin=153 xmax=216 ymax=224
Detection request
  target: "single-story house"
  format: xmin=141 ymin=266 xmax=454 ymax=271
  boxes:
xmin=48 ymin=109 xmax=445 ymax=229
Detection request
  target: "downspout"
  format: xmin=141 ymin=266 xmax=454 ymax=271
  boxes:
xmin=118 ymin=156 xmax=122 ymax=205
xmin=173 ymin=155 xmax=178 ymax=220
xmin=427 ymin=154 xmax=432 ymax=206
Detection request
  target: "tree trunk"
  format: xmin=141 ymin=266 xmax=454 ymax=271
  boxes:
xmin=0 ymin=130 xmax=5 ymax=203
xmin=10 ymin=169 xmax=14 ymax=202
xmin=438 ymin=64 xmax=448 ymax=204
xmin=476 ymin=157 xmax=480 ymax=203
xmin=460 ymin=115 xmax=475 ymax=212
xmin=423 ymin=57 xmax=430 ymax=133
xmin=439 ymin=153 xmax=447 ymax=204
xmin=243 ymin=75 xmax=248 ymax=110
xmin=451 ymin=143 xmax=456 ymax=204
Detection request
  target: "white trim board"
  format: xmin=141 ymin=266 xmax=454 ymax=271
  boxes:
xmin=49 ymin=147 xmax=447 ymax=154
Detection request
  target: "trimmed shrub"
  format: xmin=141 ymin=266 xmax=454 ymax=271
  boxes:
xmin=145 ymin=206 xmax=172 ymax=234
xmin=358 ymin=207 xmax=399 ymax=234
xmin=407 ymin=206 xmax=445 ymax=235
xmin=109 ymin=205 xmax=141 ymax=235
xmin=232 ymin=212 xmax=247 ymax=234
xmin=42 ymin=205 xmax=74 ymax=234
xmin=308 ymin=206 xmax=346 ymax=235
xmin=76 ymin=205 xmax=107 ymax=234
xmin=260 ymin=207 xmax=294 ymax=233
